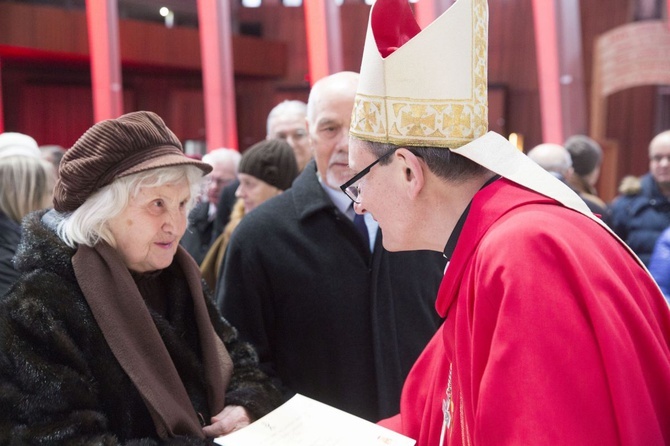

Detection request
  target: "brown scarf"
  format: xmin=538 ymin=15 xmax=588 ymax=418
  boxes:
xmin=72 ymin=242 xmax=232 ymax=439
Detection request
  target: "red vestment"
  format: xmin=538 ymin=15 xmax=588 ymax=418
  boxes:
xmin=380 ymin=179 xmax=670 ymax=445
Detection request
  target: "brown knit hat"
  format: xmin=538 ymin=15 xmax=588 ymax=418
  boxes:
xmin=238 ymin=139 xmax=299 ymax=190
xmin=53 ymin=111 xmax=212 ymax=213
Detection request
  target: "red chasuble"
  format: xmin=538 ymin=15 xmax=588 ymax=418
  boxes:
xmin=380 ymin=178 xmax=670 ymax=445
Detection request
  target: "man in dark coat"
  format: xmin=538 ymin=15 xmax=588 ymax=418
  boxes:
xmin=610 ymin=130 xmax=670 ymax=265
xmin=181 ymin=148 xmax=240 ymax=264
xmin=0 ymin=210 xmax=21 ymax=296
xmin=216 ymin=72 xmax=445 ymax=422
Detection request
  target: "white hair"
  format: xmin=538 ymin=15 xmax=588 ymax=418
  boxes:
xmin=527 ymin=143 xmax=572 ymax=176
xmin=266 ymin=100 xmax=307 ymax=136
xmin=202 ymin=148 xmax=241 ymax=173
xmin=56 ymin=165 xmax=204 ymax=248
xmin=0 ymin=155 xmax=54 ymax=223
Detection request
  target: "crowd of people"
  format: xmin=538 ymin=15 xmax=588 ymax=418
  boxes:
xmin=0 ymin=0 xmax=668 ymax=444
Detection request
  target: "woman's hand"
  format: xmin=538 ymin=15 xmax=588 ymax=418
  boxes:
xmin=202 ymin=405 xmax=251 ymax=438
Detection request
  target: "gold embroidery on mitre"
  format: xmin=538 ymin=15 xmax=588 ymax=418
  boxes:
xmin=358 ymin=99 xmax=384 ymax=134
xmin=447 ymin=104 xmax=475 ymax=139
xmin=400 ymin=104 xmax=437 ymax=137
xmin=352 ymin=96 xmax=484 ymax=147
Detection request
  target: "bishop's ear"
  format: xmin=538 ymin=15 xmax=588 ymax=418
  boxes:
xmin=395 ymin=148 xmax=425 ymax=199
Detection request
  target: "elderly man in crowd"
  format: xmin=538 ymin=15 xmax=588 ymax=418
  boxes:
xmin=610 ymin=129 xmax=670 ymax=265
xmin=180 ymin=148 xmax=240 ymax=264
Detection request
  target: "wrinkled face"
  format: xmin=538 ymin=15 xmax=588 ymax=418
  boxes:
xmin=206 ymin=161 xmax=237 ymax=204
xmin=309 ymin=89 xmax=356 ymax=190
xmin=107 ymin=180 xmax=190 ymax=273
xmin=268 ymin=113 xmax=311 ymax=171
xmin=235 ymin=173 xmax=282 ymax=213
xmin=650 ymin=136 xmax=670 ymax=187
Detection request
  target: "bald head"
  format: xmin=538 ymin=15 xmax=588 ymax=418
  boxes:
xmin=649 ymin=130 xmax=670 ymax=154
xmin=527 ymin=143 xmax=573 ymax=177
xmin=307 ymin=71 xmax=360 ymax=126
xmin=649 ymin=130 xmax=670 ymax=191
xmin=202 ymin=148 xmax=241 ymax=204
xmin=266 ymin=100 xmax=310 ymax=171
xmin=306 ymin=71 xmax=360 ymax=190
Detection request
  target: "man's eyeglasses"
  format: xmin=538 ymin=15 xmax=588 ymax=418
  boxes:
xmin=340 ymin=149 xmax=395 ymax=204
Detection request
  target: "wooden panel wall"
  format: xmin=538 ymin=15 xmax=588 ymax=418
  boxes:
xmin=580 ymin=0 xmax=659 ymax=198
xmin=0 ymin=2 xmax=287 ymax=150
xmin=488 ymin=0 xmax=541 ymax=150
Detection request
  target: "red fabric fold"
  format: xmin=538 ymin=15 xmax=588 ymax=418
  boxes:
xmin=371 ymin=0 xmax=422 ymax=58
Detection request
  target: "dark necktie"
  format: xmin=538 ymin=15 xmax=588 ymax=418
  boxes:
xmin=353 ymin=213 xmax=370 ymax=248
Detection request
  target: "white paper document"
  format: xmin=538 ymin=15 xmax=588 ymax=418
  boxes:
xmin=215 ymin=393 xmax=415 ymax=446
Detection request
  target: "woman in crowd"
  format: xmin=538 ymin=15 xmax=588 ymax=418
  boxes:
xmin=200 ymin=138 xmax=298 ymax=290
xmin=0 ymin=134 xmax=55 ymax=296
xmin=0 ymin=111 xmax=281 ymax=444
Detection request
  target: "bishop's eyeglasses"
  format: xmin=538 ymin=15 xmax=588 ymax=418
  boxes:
xmin=340 ymin=149 xmax=396 ymax=204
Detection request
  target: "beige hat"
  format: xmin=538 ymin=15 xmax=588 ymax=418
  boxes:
xmin=350 ymin=0 xmax=488 ymax=149
xmin=0 ymin=132 xmax=41 ymax=158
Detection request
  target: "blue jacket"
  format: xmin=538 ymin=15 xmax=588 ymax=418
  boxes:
xmin=610 ymin=173 xmax=670 ymax=266
xmin=648 ymin=226 xmax=670 ymax=303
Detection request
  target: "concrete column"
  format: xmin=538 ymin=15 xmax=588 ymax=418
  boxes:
xmin=303 ymin=0 xmax=343 ymax=86
xmin=197 ymin=0 xmax=238 ymax=151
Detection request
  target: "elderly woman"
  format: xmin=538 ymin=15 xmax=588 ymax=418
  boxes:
xmin=200 ymin=138 xmax=298 ymax=290
xmin=0 ymin=111 xmax=281 ymax=444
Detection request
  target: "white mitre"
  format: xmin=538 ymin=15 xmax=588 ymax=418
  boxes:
xmin=351 ymin=0 xmax=487 ymax=148
xmin=351 ymin=0 xmax=645 ymax=268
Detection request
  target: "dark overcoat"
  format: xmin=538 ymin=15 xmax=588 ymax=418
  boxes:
xmin=0 ymin=211 xmax=20 ymax=296
xmin=216 ymin=161 xmax=446 ymax=422
xmin=0 ymin=210 xmax=280 ymax=445
xmin=180 ymin=201 xmax=215 ymax=265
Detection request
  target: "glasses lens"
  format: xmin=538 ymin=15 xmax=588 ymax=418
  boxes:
xmin=346 ymin=185 xmax=360 ymax=203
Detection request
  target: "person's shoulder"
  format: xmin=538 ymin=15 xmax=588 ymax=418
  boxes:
xmin=188 ymin=201 xmax=209 ymax=220
xmin=617 ymin=175 xmax=643 ymax=197
xmin=230 ymin=192 xmax=296 ymax=238
xmin=484 ymin=202 xmax=594 ymax=247
xmin=580 ymin=192 xmax=607 ymax=209
xmin=656 ymin=225 xmax=670 ymax=243
xmin=0 ymin=218 xmax=20 ymax=248
xmin=609 ymin=175 xmax=645 ymax=211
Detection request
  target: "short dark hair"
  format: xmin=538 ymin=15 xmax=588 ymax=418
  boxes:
xmin=361 ymin=140 xmax=488 ymax=182
xmin=564 ymin=135 xmax=602 ymax=176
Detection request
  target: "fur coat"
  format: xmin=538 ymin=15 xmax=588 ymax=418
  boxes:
xmin=0 ymin=210 xmax=281 ymax=445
